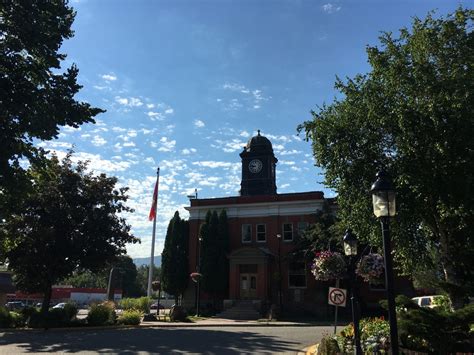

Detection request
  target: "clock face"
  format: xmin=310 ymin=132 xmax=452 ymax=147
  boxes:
xmin=248 ymin=159 xmax=263 ymax=173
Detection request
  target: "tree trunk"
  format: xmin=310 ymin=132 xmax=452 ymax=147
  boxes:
xmin=41 ymin=286 xmax=52 ymax=314
xmin=437 ymin=222 xmax=465 ymax=309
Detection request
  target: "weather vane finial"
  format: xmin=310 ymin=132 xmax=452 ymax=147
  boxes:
xmin=257 ymin=129 xmax=261 ymax=136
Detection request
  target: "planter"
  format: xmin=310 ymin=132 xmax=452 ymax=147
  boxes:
xmin=311 ymin=251 xmax=347 ymax=281
xmin=356 ymin=253 xmax=384 ymax=283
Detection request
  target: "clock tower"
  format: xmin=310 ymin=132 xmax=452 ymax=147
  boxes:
xmin=240 ymin=130 xmax=278 ymax=196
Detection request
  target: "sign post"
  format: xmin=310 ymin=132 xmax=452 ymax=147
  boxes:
xmin=328 ymin=282 xmax=347 ymax=334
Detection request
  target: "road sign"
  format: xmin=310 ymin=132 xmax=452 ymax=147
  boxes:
xmin=328 ymin=287 xmax=347 ymax=307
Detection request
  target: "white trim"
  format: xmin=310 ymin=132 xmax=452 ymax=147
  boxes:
xmin=282 ymin=222 xmax=293 ymax=241
xmin=256 ymin=223 xmax=266 ymax=243
xmin=185 ymin=199 xmax=324 ymax=220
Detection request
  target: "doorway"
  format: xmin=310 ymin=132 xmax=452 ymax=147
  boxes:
xmin=240 ymin=273 xmax=257 ymax=299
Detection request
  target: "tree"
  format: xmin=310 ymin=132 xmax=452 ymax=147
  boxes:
xmin=200 ymin=210 xmax=230 ymax=305
xmin=0 ymin=1 xmax=104 ymax=220
xmin=299 ymin=8 xmax=474 ymax=307
xmin=161 ymin=211 xmax=189 ymax=303
xmin=136 ymin=265 xmax=161 ymax=296
xmin=292 ymin=201 xmax=342 ymax=262
xmin=1 ymin=153 xmax=139 ymax=312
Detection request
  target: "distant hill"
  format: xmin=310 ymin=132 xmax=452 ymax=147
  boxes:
xmin=133 ymin=256 xmax=161 ymax=267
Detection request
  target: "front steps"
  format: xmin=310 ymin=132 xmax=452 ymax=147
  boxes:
xmin=216 ymin=300 xmax=261 ymax=320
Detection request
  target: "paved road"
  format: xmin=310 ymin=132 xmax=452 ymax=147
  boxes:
xmin=0 ymin=326 xmax=332 ymax=354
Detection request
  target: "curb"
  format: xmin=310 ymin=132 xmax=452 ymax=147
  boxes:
xmin=0 ymin=320 xmax=323 ymax=332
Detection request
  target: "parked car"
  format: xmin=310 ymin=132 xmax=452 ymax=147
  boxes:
xmin=412 ymin=295 xmax=441 ymax=308
xmin=5 ymin=301 xmax=25 ymax=310
xmin=150 ymin=302 xmax=165 ymax=310
xmin=52 ymin=302 xmax=67 ymax=309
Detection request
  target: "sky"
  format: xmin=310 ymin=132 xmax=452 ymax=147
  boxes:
xmin=43 ymin=0 xmax=465 ymax=258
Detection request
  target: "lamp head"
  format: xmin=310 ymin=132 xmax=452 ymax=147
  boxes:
xmin=370 ymin=170 xmax=396 ymax=218
xmin=343 ymin=228 xmax=358 ymax=256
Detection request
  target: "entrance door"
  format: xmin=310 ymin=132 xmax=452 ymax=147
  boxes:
xmin=240 ymin=273 xmax=257 ymax=299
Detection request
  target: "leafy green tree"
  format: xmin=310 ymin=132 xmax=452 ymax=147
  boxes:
xmin=136 ymin=265 xmax=161 ymax=296
xmin=1 ymin=153 xmax=138 ymax=312
xmin=62 ymin=270 xmax=108 ymax=289
xmin=299 ymin=8 xmax=474 ymax=307
xmin=161 ymin=211 xmax=189 ymax=303
xmin=0 ymin=1 xmax=104 ymax=219
xmin=293 ymin=201 xmax=342 ymax=261
xmin=200 ymin=210 xmax=230 ymax=304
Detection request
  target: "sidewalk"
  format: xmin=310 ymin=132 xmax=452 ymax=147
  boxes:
xmin=140 ymin=316 xmax=321 ymax=327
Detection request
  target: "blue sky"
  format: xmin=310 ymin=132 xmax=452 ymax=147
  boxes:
xmin=44 ymin=0 xmax=464 ymax=258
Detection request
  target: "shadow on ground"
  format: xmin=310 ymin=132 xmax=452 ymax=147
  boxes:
xmin=0 ymin=327 xmax=305 ymax=354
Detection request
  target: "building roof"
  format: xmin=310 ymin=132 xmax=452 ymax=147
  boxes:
xmin=244 ymin=130 xmax=273 ymax=153
xmin=189 ymin=191 xmax=324 ymax=207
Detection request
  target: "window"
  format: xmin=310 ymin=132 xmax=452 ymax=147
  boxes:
xmin=241 ymin=224 xmax=252 ymax=243
xmin=297 ymin=221 xmax=308 ymax=237
xmin=283 ymin=223 xmax=293 ymax=241
xmin=256 ymin=224 xmax=266 ymax=242
xmin=288 ymin=262 xmax=306 ymax=288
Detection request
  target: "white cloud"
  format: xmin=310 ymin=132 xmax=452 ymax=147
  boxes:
xmin=147 ymin=104 xmax=155 ymax=109
xmin=165 ymin=108 xmax=174 ymax=115
xmin=192 ymin=161 xmax=233 ymax=169
xmin=240 ymin=130 xmax=250 ymax=138
xmin=182 ymin=148 xmax=197 ymax=155
xmin=123 ymin=141 xmax=136 ymax=147
xmin=147 ymin=111 xmax=164 ymax=120
xmin=91 ymin=135 xmax=107 ymax=146
xmin=115 ymin=96 xmax=143 ymax=107
xmin=280 ymin=149 xmax=302 ymax=156
xmin=322 ymin=3 xmax=341 ymax=13
xmin=112 ymin=127 xmax=127 ymax=133
xmin=194 ymin=119 xmax=205 ymax=128
xmin=101 ymin=73 xmax=117 ymax=81
xmin=157 ymin=137 xmax=176 ymax=152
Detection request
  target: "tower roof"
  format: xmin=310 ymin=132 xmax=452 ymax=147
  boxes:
xmin=245 ymin=130 xmax=273 ymax=153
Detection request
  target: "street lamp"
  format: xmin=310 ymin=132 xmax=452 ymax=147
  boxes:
xmin=371 ymin=170 xmax=399 ymax=355
xmin=276 ymin=233 xmax=283 ymax=313
xmin=343 ymin=229 xmax=362 ymax=355
xmin=196 ymin=235 xmax=203 ymax=317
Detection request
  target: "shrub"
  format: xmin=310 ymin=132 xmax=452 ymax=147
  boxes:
xmin=28 ymin=309 xmax=69 ymax=328
xmin=360 ymin=317 xmax=390 ymax=353
xmin=87 ymin=302 xmax=116 ymax=326
xmin=398 ymin=299 xmax=474 ymax=353
xmin=119 ymin=298 xmax=136 ymax=311
xmin=0 ymin=307 xmax=13 ymax=328
xmin=318 ymin=335 xmax=340 ymax=355
xmin=10 ymin=311 xmax=24 ymax=327
xmin=63 ymin=302 xmax=78 ymax=320
xmin=119 ymin=297 xmax=151 ymax=313
xmin=20 ymin=306 xmax=38 ymax=322
xmin=118 ymin=310 xmax=142 ymax=325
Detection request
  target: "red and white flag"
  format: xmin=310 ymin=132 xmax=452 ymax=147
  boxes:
xmin=148 ymin=179 xmax=159 ymax=221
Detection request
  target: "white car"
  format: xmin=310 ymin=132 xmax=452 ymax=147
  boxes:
xmin=412 ymin=295 xmax=441 ymax=308
xmin=52 ymin=302 xmax=67 ymax=309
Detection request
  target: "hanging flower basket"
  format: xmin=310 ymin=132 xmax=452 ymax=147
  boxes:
xmin=190 ymin=272 xmax=202 ymax=283
xmin=311 ymin=251 xmax=347 ymax=281
xmin=356 ymin=253 xmax=385 ymax=284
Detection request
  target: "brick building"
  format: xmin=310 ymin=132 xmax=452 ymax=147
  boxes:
xmin=183 ymin=131 xmax=413 ymax=316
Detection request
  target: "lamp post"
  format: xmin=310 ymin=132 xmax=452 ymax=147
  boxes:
xmin=276 ymin=233 xmax=283 ymax=312
xmin=371 ymin=170 xmax=399 ymax=355
xmin=196 ymin=235 xmax=203 ymax=317
xmin=343 ymin=229 xmax=362 ymax=355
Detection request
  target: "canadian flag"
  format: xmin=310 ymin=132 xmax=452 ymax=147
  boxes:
xmin=148 ymin=179 xmax=159 ymax=221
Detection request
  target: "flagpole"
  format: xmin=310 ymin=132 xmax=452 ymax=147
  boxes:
xmin=147 ymin=167 xmax=160 ymax=298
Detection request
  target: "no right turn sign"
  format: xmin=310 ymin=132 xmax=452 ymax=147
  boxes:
xmin=328 ymin=287 xmax=347 ymax=307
